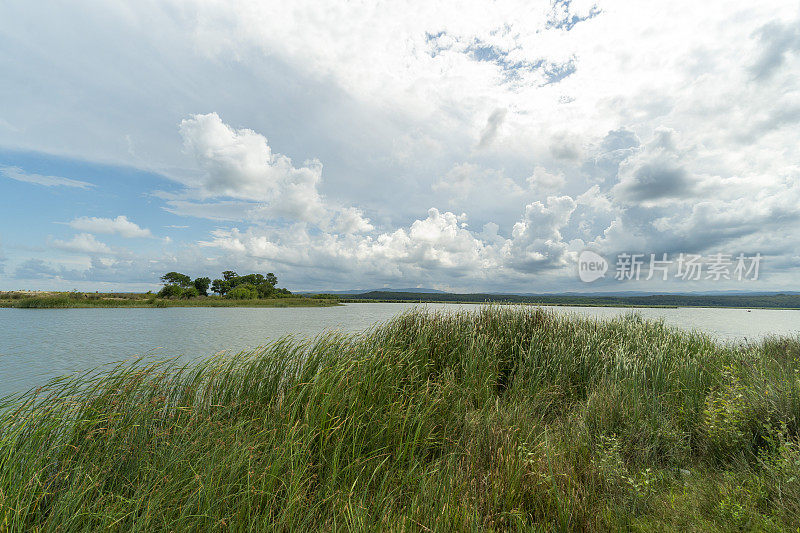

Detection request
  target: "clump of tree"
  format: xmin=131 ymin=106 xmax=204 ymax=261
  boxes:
xmin=157 ymin=270 xmax=290 ymax=299
xmin=193 ymin=277 xmax=211 ymax=296
xmin=157 ymin=272 xmax=196 ymax=299
xmin=209 ymin=271 xmax=291 ymax=299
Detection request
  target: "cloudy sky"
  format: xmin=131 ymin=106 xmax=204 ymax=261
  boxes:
xmin=1 ymin=0 xmax=798 ymax=292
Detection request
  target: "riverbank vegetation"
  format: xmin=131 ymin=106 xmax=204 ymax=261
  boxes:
xmin=158 ymin=270 xmax=292 ymax=300
xmin=1 ymin=307 xmax=799 ymax=530
xmin=0 ymin=291 xmax=339 ymax=309
xmin=0 ymin=270 xmax=338 ymax=308
xmin=342 ymin=290 xmax=800 ymax=309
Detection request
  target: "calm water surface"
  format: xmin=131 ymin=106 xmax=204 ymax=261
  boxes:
xmin=1 ymin=303 xmax=799 ymax=398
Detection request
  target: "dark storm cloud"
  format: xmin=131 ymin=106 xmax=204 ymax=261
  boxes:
xmin=610 ymin=128 xmax=697 ymax=202
xmin=616 ymin=164 xmax=695 ymax=201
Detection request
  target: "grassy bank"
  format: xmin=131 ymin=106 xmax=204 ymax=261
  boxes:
xmin=0 ymin=291 xmax=339 ymax=309
xmin=1 ymin=307 xmax=799 ymax=530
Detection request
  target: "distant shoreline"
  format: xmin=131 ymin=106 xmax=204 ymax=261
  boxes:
xmin=0 ymin=291 xmax=340 ymax=309
xmin=335 ymin=290 xmax=800 ymax=310
xmin=342 ymin=298 xmax=680 ymax=308
xmin=342 ymin=299 xmax=800 ymax=310
xmin=4 ymin=289 xmax=800 ymax=310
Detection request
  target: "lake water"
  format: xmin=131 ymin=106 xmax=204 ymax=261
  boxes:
xmin=1 ymin=303 xmax=799 ymax=399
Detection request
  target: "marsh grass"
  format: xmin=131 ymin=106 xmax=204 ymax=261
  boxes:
xmin=1 ymin=307 xmax=799 ymax=531
xmin=13 ymin=296 xmax=74 ymax=308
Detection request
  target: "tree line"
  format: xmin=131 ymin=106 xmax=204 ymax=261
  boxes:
xmin=158 ymin=270 xmax=292 ymax=299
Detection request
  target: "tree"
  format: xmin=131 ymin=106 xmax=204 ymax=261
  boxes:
xmin=158 ymin=284 xmax=183 ymax=298
xmin=161 ymin=270 xmax=285 ymax=299
xmin=181 ymin=287 xmax=199 ymax=299
xmin=161 ymin=272 xmax=192 ymax=288
xmin=227 ymin=284 xmax=258 ymax=299
xmin=211 ymin=279 xmax=230 ymax=296
xmin=235 ymin=273 xmax=263 ymax=286
xmin=260 ymin=272 xmax=278 ymax=297
xmin=193 ymin=277 xmax=211 ymax=296
xmin=231 ymin=272 xmax=278 ymax=298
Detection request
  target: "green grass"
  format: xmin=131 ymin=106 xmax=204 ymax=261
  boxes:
xmin=2 ymin=292 xmax=339 ymax=309
xmin=2 ymin=307 xmax=800 ymax=531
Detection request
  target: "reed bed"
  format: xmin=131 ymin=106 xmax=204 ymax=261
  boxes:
xmin=1 ymin=306 xmax=799 ymax=531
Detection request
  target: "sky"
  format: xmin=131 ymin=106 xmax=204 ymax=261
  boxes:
xmin=1 ymin=0 xmax=799 ymax=293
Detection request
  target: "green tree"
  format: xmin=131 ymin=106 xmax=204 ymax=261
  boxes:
xmin=210 ymin=279 xmax=230 ymax=296
xmin=158 ymin=284 xmax=183 ymax=298
xmin=230 ymin=272 xmax=278 ymax=298
xmin=159 ymin=270 xmax=285 ymax=299
xmin=181 ymin=287 xmax=199 ymax=299
xmin=160 ymin=272 xmax=192 ymax=288
xmin=193 ymin=277 xmax=211 ymax=296
xmin=234 ymin=273 xmax=263 ymax=286
xmin=227 ymin=284 xmax=258 ymax=299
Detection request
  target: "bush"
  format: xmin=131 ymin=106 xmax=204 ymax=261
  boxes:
xmin=14 ymin=296 xmax=73 ymax=308
xmin=181 ymin=287 xmax=199 ymax=299
xmin=157 ymin=284 xmax=183 ymax=299
xmin=310 ymin=293 xmax=339 ymax=300
xmin=255 ymin=285 xmax=274 ymax=298
xmin=0 ymin=291 xmax=27 ymax=300
xmin=227 ymin=284 xmax=258 ymax=299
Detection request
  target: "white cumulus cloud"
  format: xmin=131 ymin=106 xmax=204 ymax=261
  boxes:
xmin=51 ymin=233 xmax=112 ymax=255
xmin=68 ymin=215 xmax=153 ymax=238
xmin=177 ymin=112 xmax=372 ymax=233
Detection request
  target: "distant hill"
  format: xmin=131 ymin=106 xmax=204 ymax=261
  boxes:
xmin=549 ymin=290 xmax=800 ymax=297
xmin=302 ymin=288 xmax=800 ymax=297
xmin=298 ymin=287 xmax=448 ymax=295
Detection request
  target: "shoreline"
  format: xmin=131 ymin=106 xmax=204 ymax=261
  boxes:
xmin=3 ymin=291 xmax=800 ymax=310
xmin=0 ymin=291 xmax=340 ymax=309
xmin=341 ymin=299 xmax=800 ymax=310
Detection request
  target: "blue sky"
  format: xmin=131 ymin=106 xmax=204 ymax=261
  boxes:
xmin=1 ymin=1 xmax=799 ymax=292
